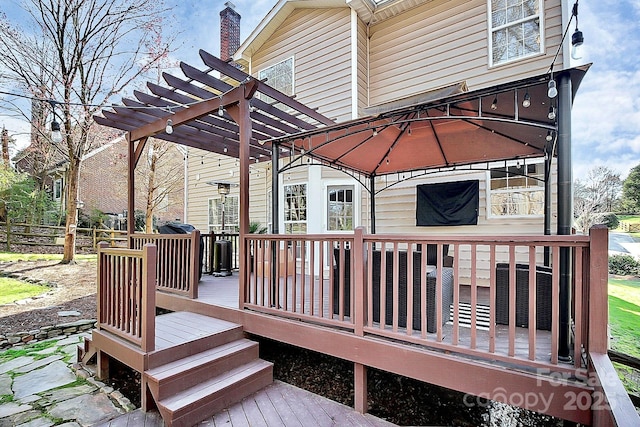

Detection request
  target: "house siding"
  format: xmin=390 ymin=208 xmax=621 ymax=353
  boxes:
xmin=252 ymin=8 xmax=353 ymax=123
xmin=368 ymin=0 xmax=563 ymax=105
xmin=186 ymin=148 xmax=270 ymax=233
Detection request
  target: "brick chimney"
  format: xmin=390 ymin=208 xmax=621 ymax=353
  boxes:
xmin=220 ymin=2 xmax=240 ymax=63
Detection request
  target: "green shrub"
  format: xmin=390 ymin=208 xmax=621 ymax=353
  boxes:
xmin=609 ymin=254 xmax=640 ymax=275
xmin=594 ymin=212 xmax=619 ymax=229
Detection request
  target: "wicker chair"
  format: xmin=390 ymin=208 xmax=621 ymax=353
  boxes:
xmin=495 ymin=263 xmax=553 ymax=331
xmin=332 ymin=247 xmax=352 ymax=316
xmin=371 ymin=250 xmax=453 ymax=333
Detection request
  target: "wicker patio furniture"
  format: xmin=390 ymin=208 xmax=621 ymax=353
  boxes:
xmin=495 ymin=263 xmax=553 ymax=331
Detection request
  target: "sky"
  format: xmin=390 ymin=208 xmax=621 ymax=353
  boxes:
xmin=1 ymin=0 xmax=639 ymax=181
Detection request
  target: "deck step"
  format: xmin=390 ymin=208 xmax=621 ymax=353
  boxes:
xmin=77 ymin=336 xmax=97 ymax=365
xmin=145 ymin=339 xmax=259 ymax=400
xmin=155 ymin=359 xmax=274 ymax=427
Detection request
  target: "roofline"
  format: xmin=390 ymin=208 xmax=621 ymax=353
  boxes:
xmin=234 ymin=0 xmax=347 ymax=66
xmin=233 ymin=0 xmax=435 ymax=66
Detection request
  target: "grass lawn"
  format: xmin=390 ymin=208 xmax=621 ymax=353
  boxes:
xmin=608 ymin=278 xmax=640 ymax=359
xmin=0 ymin=277 xmax=49 ymax=305
xmin=0 ymin=252 xmax=96 ymax=262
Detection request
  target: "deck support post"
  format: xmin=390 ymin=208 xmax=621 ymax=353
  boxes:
xmin=354 ymin=362 xmax=368 ymax=414
xmin=557 ymin=72 xmax=573 ymax=361
xmin=96 ymin=350 xmax=109 ymax=380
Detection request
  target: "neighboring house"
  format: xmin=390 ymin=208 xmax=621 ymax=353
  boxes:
xmin=185 ymin=0 xmax=570 ymax=283
xmin=80 ymin=135 xmax=186 ymax=229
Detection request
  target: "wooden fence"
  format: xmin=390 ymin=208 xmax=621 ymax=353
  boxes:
xmin=0 ymin=222 xmax=127 ymax=249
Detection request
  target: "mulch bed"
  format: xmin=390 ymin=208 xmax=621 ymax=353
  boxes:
xmin=0 ymin=294 xmax=97 ymax=335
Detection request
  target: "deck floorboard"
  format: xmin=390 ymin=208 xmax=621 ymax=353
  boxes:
xmin=97 ymin=381 xmax=395 ymax=427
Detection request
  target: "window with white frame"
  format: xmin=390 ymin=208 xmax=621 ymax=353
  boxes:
xmin=488 ymin=162 xmax=544 ymax=217
xmin=53 ymin=178 xmax=63 ymax=201
xmin=489 ymin=0 xmax=543 ymax=66
xmin=284 ymin=184 xmax=306 ymax=234
xmin=327 ymin=185 xmax=354 ymax=231
xmin=257 ymin=57 xmax=294 ymax=105
xmin=208 ymin=196 xmax=239 ymax=232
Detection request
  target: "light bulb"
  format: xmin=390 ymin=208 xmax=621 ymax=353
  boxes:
xmin=373 ymin=128 xmax=378 ymax=136
xmin=571 ymin=29 xmax=584 ymax=60
xmin=223 ymin=145 xmax=228 ymax=153
xmin=522 ymin=91 xmax=531 ymax=108
xmin=547 ymin=80 xmax=558 ymax=98
xmin=165 ymin=119 xmax=173 ymax=135
xmin=548 ymin=106 xmax=556 ymax=121
xmin=218 ymin=105 xmax=224 ymax=117
xmin=51 ymin=120 xmax=63 ymax=143
xmin=490 ymin=96 xmax=498 ymax=110
xmin=546 ymin=130 xmax=553 ymax=142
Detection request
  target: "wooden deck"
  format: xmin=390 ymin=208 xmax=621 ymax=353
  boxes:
xmin=98 ymin=380 xmax=395 ymax=427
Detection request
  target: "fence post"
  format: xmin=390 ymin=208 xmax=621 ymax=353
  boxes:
xmin=588 ymin=225 xmax=609 ymax=354
xmin=189 ymin=230 xmax=200 ymax=299
xmin=141 ymin=243 xmax=157 ymax=353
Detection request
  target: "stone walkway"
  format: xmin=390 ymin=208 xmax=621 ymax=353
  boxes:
xmin=0 ymin=332 xmax=135 ymax=427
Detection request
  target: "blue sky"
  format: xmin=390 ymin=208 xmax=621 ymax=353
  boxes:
xmin=2 ymin=0 xmax=640 ymax=181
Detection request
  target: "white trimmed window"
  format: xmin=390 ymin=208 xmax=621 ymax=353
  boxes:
xmin=489 ymin=0 xmax=543 ymax=66
xmin=53 ymin=178 xmax=63 ymax=201
xmin=258 ymin=57 xmax=294 ymax=103
xmin=488 ymin=162 xmax=544 ymax=217
xmin=208 ymin=195 xmax=239 ymax=232
xmin=327 ymin=185 xmax=354 ymax=231
xmin=284 ymin=183 xmax=306 ymax=234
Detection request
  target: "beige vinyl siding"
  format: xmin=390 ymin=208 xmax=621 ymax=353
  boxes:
xmin=185 ymin=149 xmax=269 ymax=232
xmin=368 ymin=0 xmax=563 ymax=105
xmin=252 ymin=8 xmax=353 ymax=122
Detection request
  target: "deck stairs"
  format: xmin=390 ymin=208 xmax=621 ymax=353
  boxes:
xmin=79 ymin=312 xmax=273 ymax=427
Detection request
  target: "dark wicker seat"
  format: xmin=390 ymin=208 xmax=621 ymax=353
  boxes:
xmin=332 ymin=247 xmax=352 ymax=316
xmin=371 ymin=250 xmax=453 ymax=333
xmin=495 ymin=263 xmax=552 ymax=331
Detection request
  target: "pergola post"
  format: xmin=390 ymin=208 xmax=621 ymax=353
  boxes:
xmin=557 ymin=72 xmax=573 ymax=361
xmin=127 ymin=135 xmax=148 ymax=240
xmin=369 ymin=175 xmax=376 ymax=234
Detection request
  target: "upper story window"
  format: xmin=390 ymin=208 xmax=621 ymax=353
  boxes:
xmin=488 ymin=162 xmax=544 ymax=217
xmin=489 ymin=0 xmax=543 ymax=66
xmin=258 ymin=57 xmax=294 ymax=104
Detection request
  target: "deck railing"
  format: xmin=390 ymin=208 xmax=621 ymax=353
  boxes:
xmin=202 ymin=232 xmax=240 ymax=273
xmin=129 ymin=230 xmax=200 ymax=298
xmin=96 ymin=242 xmax=156 ymax=352
xmin=244 ymin=227 xmax=607 ymax=372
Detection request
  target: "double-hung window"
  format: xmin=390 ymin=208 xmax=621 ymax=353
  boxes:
xmin=489 ymin=0 xmax=543 ymax=66
xmin=488 ymin=162 xmax=544 ymax=217
xmin=257 ymin=57 xmax=294 ymax=106
xmin=327 ymin=185 xmax=354 ymax=231
xmin=284 ymin=184 xmax=306 ymax=234
xmin=208 ymin=196 xmax=239 ymax=233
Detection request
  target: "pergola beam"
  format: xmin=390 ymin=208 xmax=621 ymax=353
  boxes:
xmin=129 ymin=82 xmax=254 ymax=142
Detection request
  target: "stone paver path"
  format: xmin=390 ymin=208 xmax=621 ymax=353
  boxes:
xmin=0 ymin=333 xmax=135 ymax=427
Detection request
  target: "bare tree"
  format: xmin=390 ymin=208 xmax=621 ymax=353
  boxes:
xmin=0 ymin=0 xmax=172 ymax=263
xmin=138 ymin=139 xmax=184 ymax=233
xmin=574 ymin=166 xmax=622 ymax=232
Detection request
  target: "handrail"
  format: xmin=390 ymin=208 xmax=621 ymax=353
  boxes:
xmin=243 ymin=230 xmax=593 ymax=368
xmin=129 ymin=230 xmax=200 ymax=299
xmin=96 ymin=242 xmax=156 ymax=352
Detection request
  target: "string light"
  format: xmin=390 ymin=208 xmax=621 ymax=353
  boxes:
xmin=165 ymin=119 xmax=173 ymax=135
xmin=490 ymin=96 xmax=498 ymax=110
xmin=547 ymin=80 xmax=558 ymax=98
xmin=548 ymin=106 xmax=556 ymax=120
xmin=522 ymin=90 xmax=531 ymax=108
